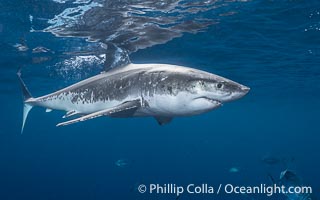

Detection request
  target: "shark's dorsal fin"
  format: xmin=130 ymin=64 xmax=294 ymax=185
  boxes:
xmin=56 ymin=99 xmax=141 ymax=127
xmin=103 ymin=43 xmax=131 ymax=72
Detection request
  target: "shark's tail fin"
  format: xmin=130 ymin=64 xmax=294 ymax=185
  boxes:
xmin=17 ymin=70 xmax=34 ymax=134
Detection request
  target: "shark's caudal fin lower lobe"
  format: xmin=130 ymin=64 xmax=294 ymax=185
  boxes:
xmin=17 ymin=70 xmax=34 ymax=134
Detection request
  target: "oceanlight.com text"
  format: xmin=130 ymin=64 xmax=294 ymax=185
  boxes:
xmin=137 ymin=183 xmax=313 ymax=197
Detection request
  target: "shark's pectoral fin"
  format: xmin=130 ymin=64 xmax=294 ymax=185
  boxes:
xmin=56 ymin=99 xmax=141 ymax=127
xmin=154 ymin=116 xmax=173 ymax=125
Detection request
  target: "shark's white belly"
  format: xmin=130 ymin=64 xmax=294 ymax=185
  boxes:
xmin=137 ymin=92 xmax=219 ymax=117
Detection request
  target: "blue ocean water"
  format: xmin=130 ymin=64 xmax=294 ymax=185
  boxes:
xmin=0 ymin=0 xmax=320 ymax=200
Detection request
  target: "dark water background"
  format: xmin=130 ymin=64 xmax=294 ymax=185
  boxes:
xmin=0 ymin=0 xmax=320 ymax=199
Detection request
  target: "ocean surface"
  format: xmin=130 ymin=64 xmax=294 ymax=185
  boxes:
xmin=0 ymin=0 xmax=319 ymax=199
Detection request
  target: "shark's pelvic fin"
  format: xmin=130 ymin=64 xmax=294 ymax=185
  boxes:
xmin=154 ymin=116 xmax=173 ymax=125
xmin=17 ymin=70 xmax=35 ymax=134
xmin=56 ymin=99 xmax=141 ymax=127
xmin=63 ymin=110 xmax=79 ymax=118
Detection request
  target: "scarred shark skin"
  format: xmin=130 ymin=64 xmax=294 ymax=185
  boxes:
xmin=19 ymin=63 xmax=249 ymax=132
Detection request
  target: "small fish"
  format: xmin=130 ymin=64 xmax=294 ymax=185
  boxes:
xmin=13 ymin=43 xmax=28 ymax=52
xmin=261 ymin=155 xmax=295 ymax=167
xmin=229 ymin=167 xmax=240 ymax=173
xmin=262 ymin=156 xmax=282 ymax=165
xmin=115 ymin=159 xmax=129 ymax=168
xmin=14 ymin=37 xmax=29 ymax=52
xmin=32 ymin=46 xmax=52 ymax=53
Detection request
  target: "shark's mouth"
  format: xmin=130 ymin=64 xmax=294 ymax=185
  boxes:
xmin=194 ymin=97 xmax=222 ymax=106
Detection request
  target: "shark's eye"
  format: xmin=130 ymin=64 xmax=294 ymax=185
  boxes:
xmin=217 ymin=83 xmax=223 ymax=89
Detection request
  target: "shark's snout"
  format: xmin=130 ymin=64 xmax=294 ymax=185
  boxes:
xmin=240 ymin=85 xmax=250 ymax=94
xmin=235 ymin=85 xmax=250 ymax=100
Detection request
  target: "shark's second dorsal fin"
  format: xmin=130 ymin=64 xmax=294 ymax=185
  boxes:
xmin=56 ymin=99 xmax=141 ymax=127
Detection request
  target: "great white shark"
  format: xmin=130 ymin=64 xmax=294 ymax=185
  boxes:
xmin=18 ymin=63 xmax=250 ymax=133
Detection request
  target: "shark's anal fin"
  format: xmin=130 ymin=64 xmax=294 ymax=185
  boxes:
xmin=56 ymin=99 xmax=141 ymax=127
xmin=154 ymin=116 xmax=173 ymax=125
